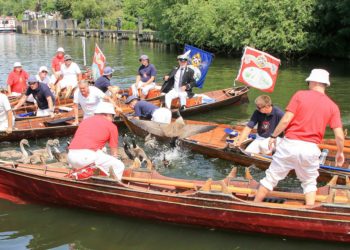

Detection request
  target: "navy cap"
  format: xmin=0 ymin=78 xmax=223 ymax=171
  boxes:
xmin=103 ymin=66 xmax=114 ymax=75
xmin=125 ymin=95 xmax=139 ymax=104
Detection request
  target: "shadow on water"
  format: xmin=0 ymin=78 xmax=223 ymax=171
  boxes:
xmin=0 ymin=199 xmax=349 ymax=250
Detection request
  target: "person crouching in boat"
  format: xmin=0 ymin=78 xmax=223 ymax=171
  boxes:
xmin=234 ymin=95 xmax=284 ymax=154
xmin=0 ymin=92 xmax=14 ymax=134
xmin=56 ymin=54 xmax=82 ymax=99
xmin=254 ymin=69 xmax=344 ymax=206
xmin=72 ymin=80 xmax=120 ymax=125
xmin=67 ymin=102 xmax=125 ymax=180
xmin=13 ymin=76 xmax=55 ymax=118
xmin=130 ymin=55 xmax=157 ymax=99
xmin=95 ymin=66 xmax=114 ymax=94
xmin=161 ymin=52 xmax=196 ymax=111
xmin=125 ymin=95 xmax=172 ymax=124
xmin=6 ymin=62 xmax=29 ymax=97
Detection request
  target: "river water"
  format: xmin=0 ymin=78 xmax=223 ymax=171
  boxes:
xmin=0 ymin=34 xmax=349 ymax=249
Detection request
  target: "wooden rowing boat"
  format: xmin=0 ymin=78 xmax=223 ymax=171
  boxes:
xmin=123 ymin=117 xmax=350 ymax=184
xmin=0 ymin=161 xmax=349 ymax=242
xmin=0 ymin=109 xmax=81 ymax=142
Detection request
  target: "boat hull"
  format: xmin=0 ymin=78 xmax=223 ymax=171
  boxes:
xmin=0 ymin=166 xmax=349 ymax=243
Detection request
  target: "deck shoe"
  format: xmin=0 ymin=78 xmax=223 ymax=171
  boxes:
xmin=179 ymin=105 xmax=186 ymax=111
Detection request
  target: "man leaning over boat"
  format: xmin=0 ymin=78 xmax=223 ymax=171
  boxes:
xmin=13 ymin=76 xmax=55 ymax=118
xmin=72 ymin=80 xmax=120 ymax=125
xmin=67 ymin=101 xmax=125 ymax=180
xmin=234 ymin=95 xmax=284 ymax=154
xmin=254 ymin=69 xmax=345 ymax=206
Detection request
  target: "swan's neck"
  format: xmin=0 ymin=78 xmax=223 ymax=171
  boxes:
xmin=20 ymin=142 xmax=29 ymax=158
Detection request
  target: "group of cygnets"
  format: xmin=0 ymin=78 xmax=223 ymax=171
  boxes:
xmin=0 ymin=139 xmax=68 ymax=164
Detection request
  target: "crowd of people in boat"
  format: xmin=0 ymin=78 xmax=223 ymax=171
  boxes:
xmin=0 ymin=46 xmax=345 ymax=206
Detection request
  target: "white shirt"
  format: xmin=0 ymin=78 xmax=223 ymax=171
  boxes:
xmin=174 ymin=67 xmax=185 ymax=92
xmin=0 ymin=93 xmax=11 ymax=124
xmin=36 ymin=74 xmax=50 ymax=85
xmin=61 ymin=62 xmax=81 ymax=85
xmin=74 ymin=86 xmax=105 ymax=119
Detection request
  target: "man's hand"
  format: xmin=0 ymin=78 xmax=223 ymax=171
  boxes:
xmin=72 ymin=120 xmax=79 ymax=126
xmin=164 ymin=75 xmax=169 ymax=81
xmin=5 ymin=127 xmax=12 ymax=134
xmin=335 ymin=152 xmax=345 ymax=167
xmin=232 ymin=140 xmax=241 ymax=148
xmin=268 ymin=137 xmax=277 ymax=151
xmin=180 ymin=86 xmax=187 ymax=91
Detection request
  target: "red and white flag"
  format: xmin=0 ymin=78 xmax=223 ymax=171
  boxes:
xmin=235 ymin=47 xmax=281 ymax=93
xmin=92 ymin=43 xmax=106 ymax=81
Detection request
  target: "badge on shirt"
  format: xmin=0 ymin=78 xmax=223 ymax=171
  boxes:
xmin=262 ymin=120 xmax=270 ymax=131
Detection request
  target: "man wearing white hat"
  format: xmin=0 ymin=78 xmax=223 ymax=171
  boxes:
xmin=56 ymin=54 xmax=82 ymax=99
xmin=51 ymin=47 xmax=65 ymax=76
xmin=68 ymin=101 xmax=125 ymax=180
xmin=131 ymin=55 xmax=157 ymax=99
xmin=6 ymin=62 xmax=29 ymax=96
xmin=255 ymin=69 xmax=344 ymax=206
xmin=36 ymin=66 xmax=51 ymax=85
xmin=161 ymin=52 xmax=196 ymax=110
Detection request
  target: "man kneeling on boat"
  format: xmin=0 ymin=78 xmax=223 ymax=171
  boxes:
xmin=125 ymin=95 xmax=172 ymax=124
xmin=67 ymin=102 xmax=125 ymax=180
xmin=234 ymin=95 xmax=284 ymax=154
xmin=13 ymin=76 xmax=55 ymax=118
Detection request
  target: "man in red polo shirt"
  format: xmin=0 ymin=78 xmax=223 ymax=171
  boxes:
xmin=254 ymin=69 xmax=344 ymax=206
xmin=7 ymin=62 xmax=29 ymax=96
xmin=51 ymin=47 xmax=65 ymax=75
xmin=67 ymin=101 xmax=125 ymax=180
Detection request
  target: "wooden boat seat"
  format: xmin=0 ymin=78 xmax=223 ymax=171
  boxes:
xmin=171 ymin=96 xmax=203 ymax=108
xmin=186 ymin=126 xmax=227 ymax=148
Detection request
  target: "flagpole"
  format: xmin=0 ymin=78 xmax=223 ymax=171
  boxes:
xmin=82 ymin=37 xmax=86 ymax=66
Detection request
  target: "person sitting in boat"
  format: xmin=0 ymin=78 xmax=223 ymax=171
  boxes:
xmin=131 ymin=55 xmax=157 ymax=99
xmin=36 ymin=66 xmax=51 ymax=85
xmin=0 ymin=92 xmax=14 ymax=134
xmin=254 ymin=69 xmax=344 ymax=206
xmin=95 ymin=66 xmax=114 ymax=93
xmin=234 ymin=95 xmax=284 ymax=154
xmin=161 ymin=52 xmax=196 ymax=111
xmin=13 ymin=76 xmax=55 ymax=118
xmin=125 ymin=95 xmax=172 ymax=124
xmin=73 ymin=80 xmax=119 ymax=125
xmin=56 ymin=54 xmax=82 ymax=99
xmin=49 ymin=47 xmax=65 ymax=88
xmin=6 ymin=62 xmax=29 ymax=96
xmin=67 ymin=101 xmax=125 ymax=180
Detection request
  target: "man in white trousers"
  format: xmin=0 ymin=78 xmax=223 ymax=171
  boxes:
xmin=68 ymin=102 xmax=125 ymax=180
xmin=161 ymin=53 xmax=196 ymax=110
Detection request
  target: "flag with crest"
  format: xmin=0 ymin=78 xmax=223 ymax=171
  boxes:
xmin=235 ymin=47 xmax=281 ymax=92
xmin=92 ymin=44 xmax=106 ymax=81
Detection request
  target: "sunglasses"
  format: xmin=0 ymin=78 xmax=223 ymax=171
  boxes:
xmin=28 ymin=82 xmax=38 ymax=85
xmin=178 ymin=59 xmax=188 ymax=62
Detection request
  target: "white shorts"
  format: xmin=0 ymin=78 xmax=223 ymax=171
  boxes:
xmin=152 ymin=107 xmax=172 ymax=124
xmin=0 ymin=116 xmax=15 ymax=131
xmin=59 ymin=78 xmax=78 ymax=89
xmin=67 ymin=149 xmax=125 ymax=180
xmin=132 ymin=81 xmax=156 ymax=97
xmin=245 ymin=136 xmax=281 ymax=155
xmin=260 ymin=138 xmax=321 ymax=194
xmin=165 ymin=89 xmax=188 ymax=108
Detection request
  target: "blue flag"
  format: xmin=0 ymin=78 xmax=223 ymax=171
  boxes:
xmin=184 ymin=44 xmax=213 ymax=88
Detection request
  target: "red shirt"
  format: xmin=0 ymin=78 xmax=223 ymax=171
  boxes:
xmin=7 ymin=69 xmax=29 ymax=94
xmin=51 ymin=55 xmax=64 ymax=72
xmin=285 ymin=90 xmax=342 ymax=144
xmin=69 ymin=115 xmax=119 ymax=150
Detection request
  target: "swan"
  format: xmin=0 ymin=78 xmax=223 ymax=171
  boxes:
xmin=28 ymin=139 xmax=56 ymax=163
xmin=0 ymin=139 xmax=30 ymax=160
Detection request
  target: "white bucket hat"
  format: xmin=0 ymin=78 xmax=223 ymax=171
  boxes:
xmin=305 ymin=69 xmax=330 ymax=86
xmin=57 ymin=47 xmax=65 ymax=53
xmin=13 ymin=62 xmax=22 ymax=68
xmin=39 ymin=66 xmax=48 ymax=73
xmin=94 ymin=102 xmax=116 ymax=115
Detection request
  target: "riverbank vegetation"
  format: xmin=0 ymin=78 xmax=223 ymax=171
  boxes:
xmin=0 ymin=0 xmax=349 ymax=59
